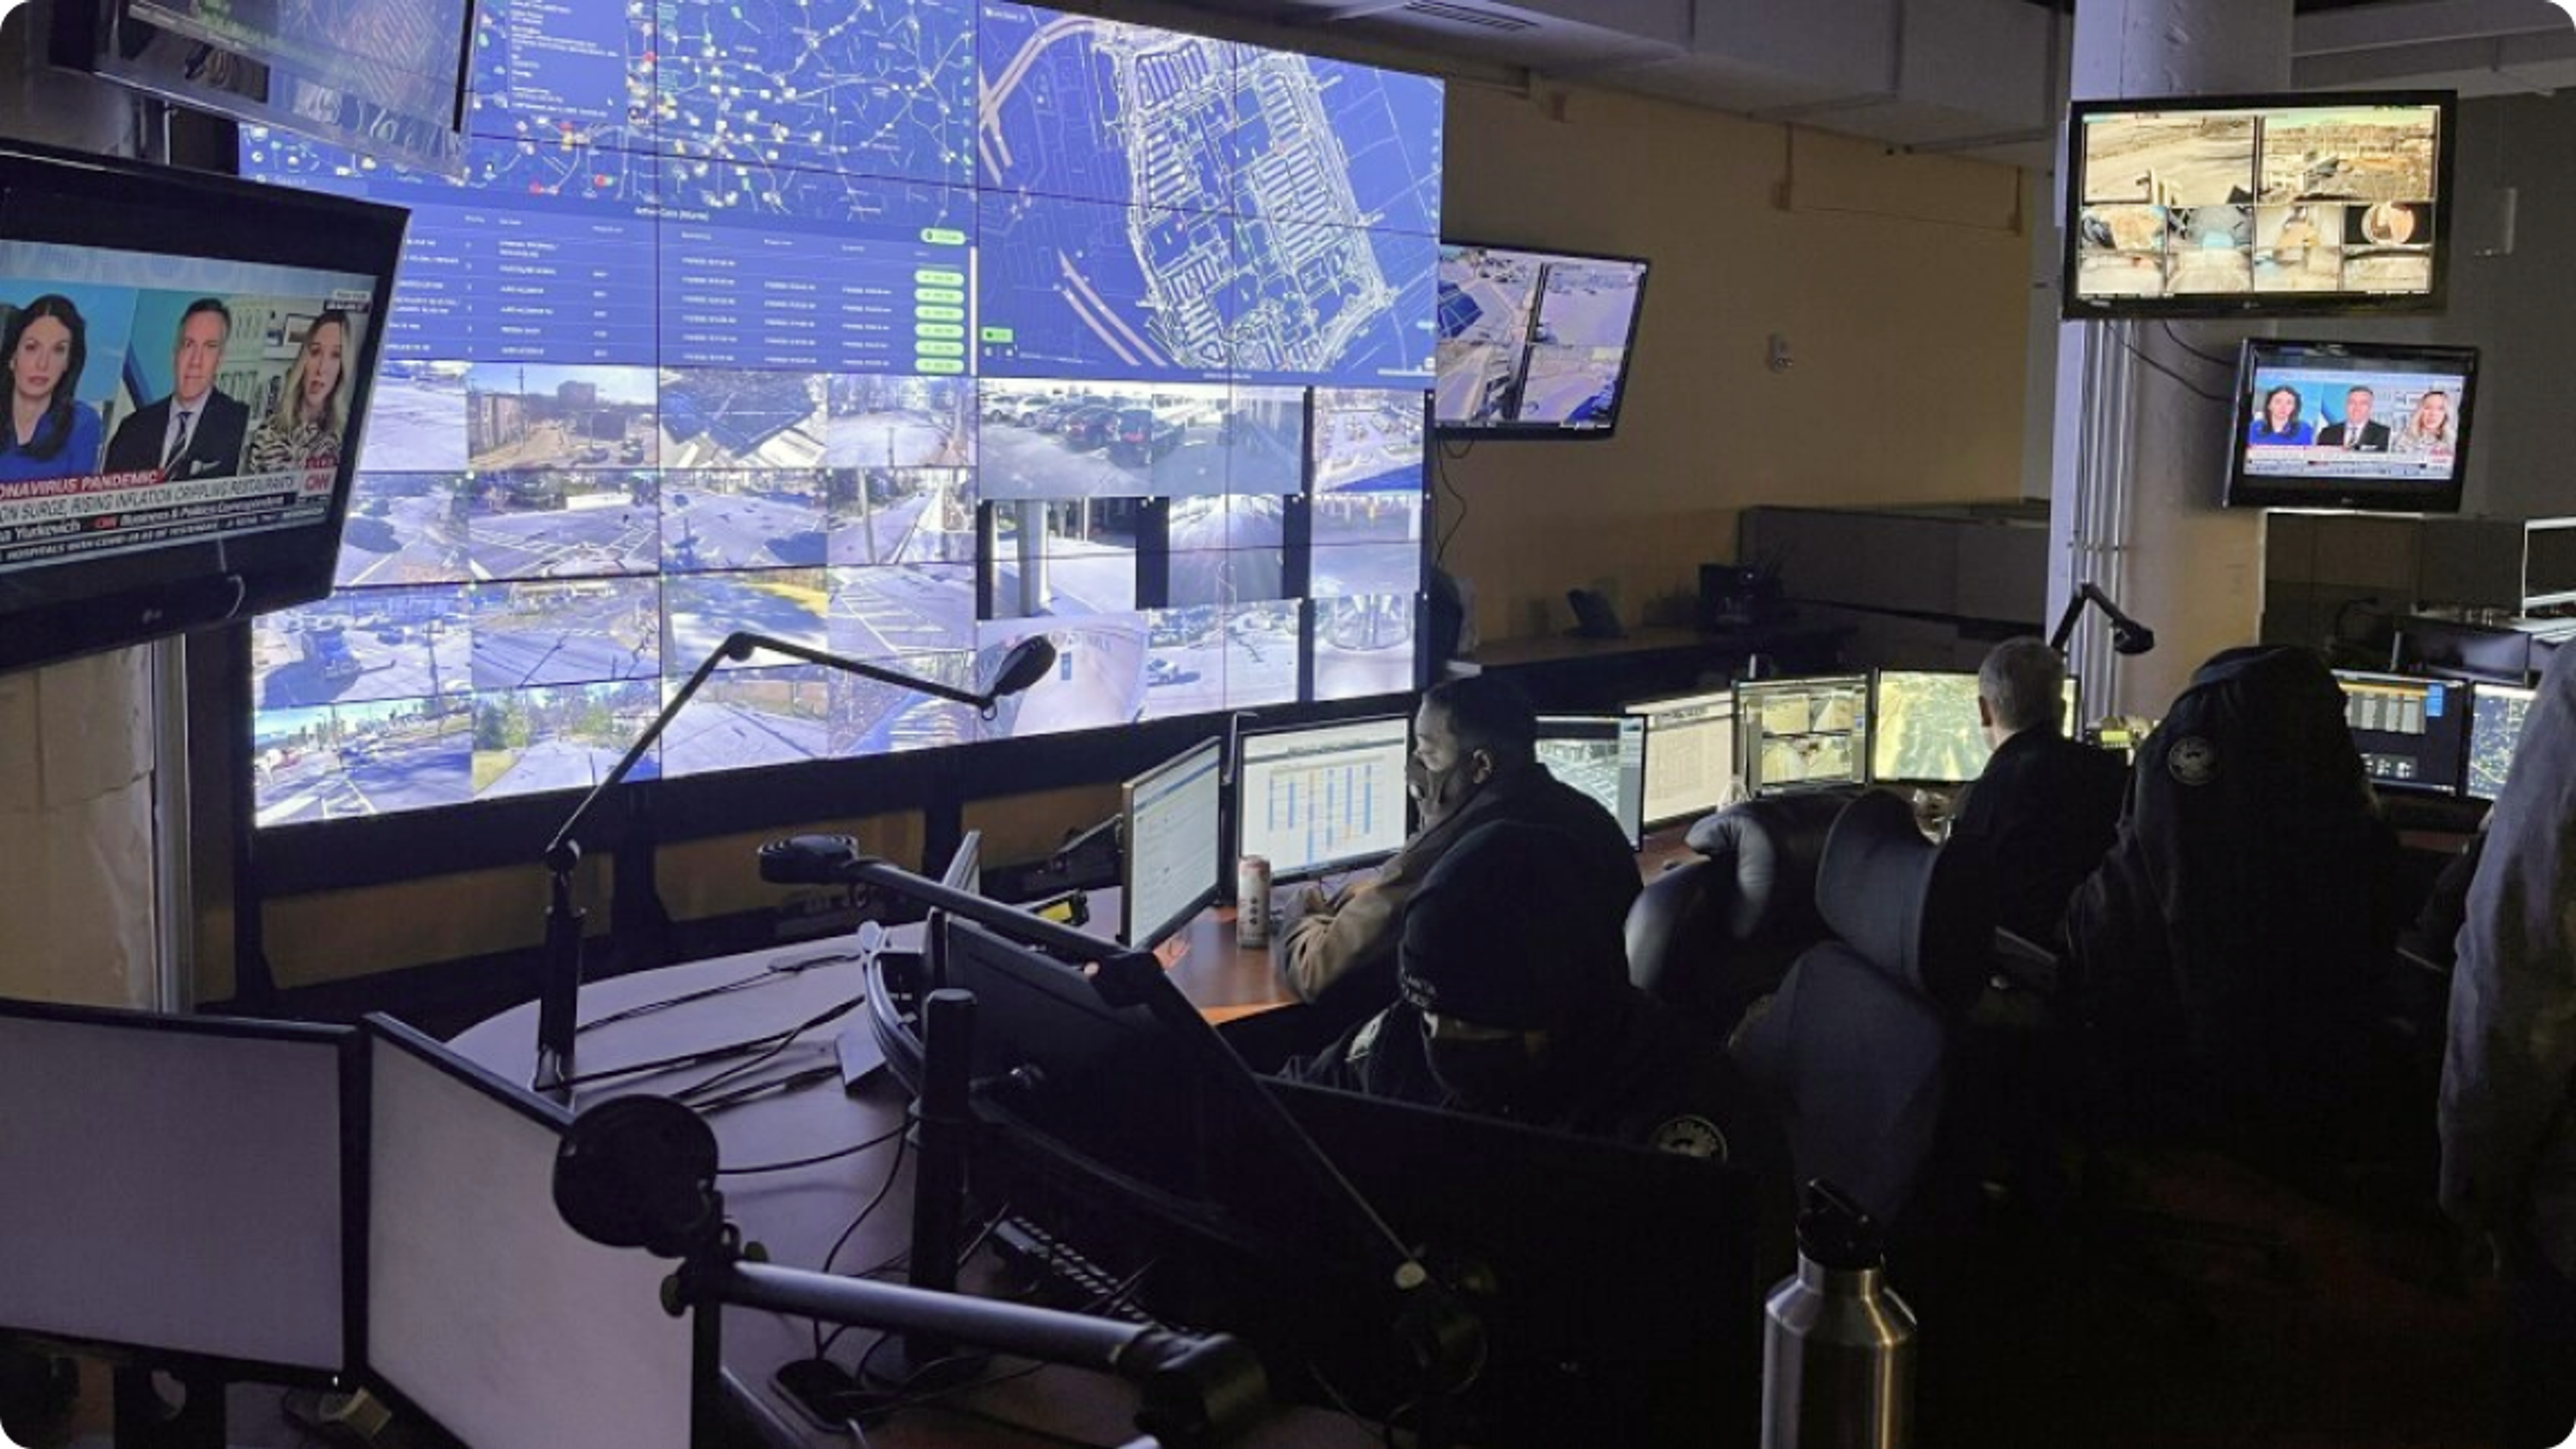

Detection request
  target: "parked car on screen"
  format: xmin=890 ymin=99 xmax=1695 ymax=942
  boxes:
xmin=1109 ymin=409 xmax=1183 ymax=465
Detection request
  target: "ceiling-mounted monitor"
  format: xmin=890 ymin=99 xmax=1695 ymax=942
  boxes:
xmin=1434 ymin=242 xmax=1647 ymax=438
xmin=0 ymin=139 xmax=407 ymax=677
xmin=2063 ymin=92 xmax=2454 ymax=319
xmin=2224 ymin=340 xmax=2478 ymax=513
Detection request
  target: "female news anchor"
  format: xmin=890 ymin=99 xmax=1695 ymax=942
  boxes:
xmin=0 ymin=294 xmax=103 ymax=482
xmin=245 ymin=309 xmax=352 ymax=474
xmin=2394 ymin=390 xmax=2456 ymax=458
xmin=2246 ymin=385 xmax=2313 ymax=447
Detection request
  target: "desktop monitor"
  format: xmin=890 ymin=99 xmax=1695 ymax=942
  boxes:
xmin=2063 ymin=92 xmax=2454 ymax=319
xmin=1434 ymin=242 xmax=1649 ymax=438
xmin=1234 ymin=715 xmax=1413 ymax=881
xmin=1868 ymin=670 xmax=2081 ymax=785
xmin=1625 ymin=690 xmax=1737 ymax=827
xmin=1121 ymin=737 xmax=1225 ymax=949
xmin=0 ymin=1002 xmax=355 ymax=1376
xmin=2466 ymin=682 xmax=2538 ymax=803
xmin=2334 ymin=670 xmax=2470 ymax=794
xmin=0 ymin=139 xmax=407 ymax=676
xmin=1735 ymin=675 xmax=1870 ymax=797
xmin=2401 ymin=615 xmax=2533 ymax=686
xmin=1535 ymin=714 xmax=1646 ymax=849
xmin=2226 ymin=340 xmax=2479 ymax=514
xmin=364 ymin=1018 xmax=694 ymax=1449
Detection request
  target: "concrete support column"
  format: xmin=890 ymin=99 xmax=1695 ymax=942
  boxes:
xmin=2049 ymin=0 xmax=2295 ymax=715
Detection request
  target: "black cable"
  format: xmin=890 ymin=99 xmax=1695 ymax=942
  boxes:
xmin=717 ymin=1119 xmax=904 ymax=1178
xmin=2118 ymin=332 xmax=2229 ymax=403
xmin=2155 ymin=318 xmax=2233 ymax=369
xmin=812 ymin=1128 xmax=913 ymax=1357
xmin=575 ymin=953 xmax=838 ymax=1036
xmin=690 ymin=1063 xmax=842 ymax=1116
xmin=556 ymin=990 xmax=866 ymax=1090
xmin=1434 ymin=439 xmax=1472 ymax=565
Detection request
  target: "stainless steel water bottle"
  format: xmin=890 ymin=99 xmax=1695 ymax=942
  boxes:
xmin=1761 ymin=1180 xmax=1917 ymax=1449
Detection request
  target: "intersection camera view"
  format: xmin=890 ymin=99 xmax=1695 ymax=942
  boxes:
xmin=240 ymin=3 xmax=1441 ymax=827
xmin=1735 ymin=676 xmax=1869 ymax=797
xmin=1435 ymin=244 xmax=1647 ymax=433
xmin=2071 ymin=99 xmax=2444 ymax=311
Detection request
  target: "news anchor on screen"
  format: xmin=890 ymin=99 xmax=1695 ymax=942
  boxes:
xmin=2394 ymin=390 xmax=2456 ymax=457
xmin=245 ymin=310 xmax=352 ymax=474
xmin=103 ymin=297 xmax=247 ymax=480
xmin=0 ymin=294 xmax=103 ymax=483
xmin=2246 ymin=384 xmax=2313 ymax=447
xmin=2316 ymin=385 xmax=2391 ymax=452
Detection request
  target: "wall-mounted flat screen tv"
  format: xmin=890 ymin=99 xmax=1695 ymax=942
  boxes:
xmin=0 ymin=140 xmax=407 ymax=676
xmin=2225 ymin=340 xmax=2478 ymax=513
xmin=2063 ymin=92 xmax=2454 ymax=319
xmin=1435 ymin=242 xmax=1646 ymax=438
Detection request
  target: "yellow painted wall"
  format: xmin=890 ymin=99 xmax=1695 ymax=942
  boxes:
xmin=1436 ymin=86 xmax=2034 ymax=642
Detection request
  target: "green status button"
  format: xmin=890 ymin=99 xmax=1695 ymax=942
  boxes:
xmin=915 ymin=322 xmax=964 ymax=340
xmin=919 ymin=228 xmax=967 ymax=246
xmin=981 ymin=326 xmax=1015 ymax=343
xmin=914 ymin=269 xmax=965 ymax=286
xmin=916 ymin=340 xmax=966 ymax=358
xmin=918 ymin=358 xmax=965 ymax=374
xmin=914 ymin=288 xmax=963 ymax=306
xmin=916 ymin=305 xmax=964 ymax=322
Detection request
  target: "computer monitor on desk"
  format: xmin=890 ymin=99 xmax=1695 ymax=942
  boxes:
xmin=1535 ymin=714 xmax=1646 ymax=847
xmin=1122 ymin=738 xmax=1225 ymax=949
xmin=1735 ymin=675 xmax=1870 ymax=797
xmin=1868 ymin=670 xmax=2079 ymax=785
xmin=1625 ymin=690 xmax=1737 ymax=826
xmin=2467 ymin=682 xmax=2538 ymax=802
xmin=2334 ymin=670 xmax=2470 ymax=794
xmin=1235 ymin=715 xmax=1413 ymax=881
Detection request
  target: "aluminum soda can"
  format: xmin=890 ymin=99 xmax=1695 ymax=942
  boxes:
xmin=1236 ymin=856 xmax=1273 ymax=949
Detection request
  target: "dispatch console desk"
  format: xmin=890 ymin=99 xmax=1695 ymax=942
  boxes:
xmin=448 ymin=885 xmax=1355 ymax=1447
xmin=448 ymin=829 xmax=1707 ymax=1445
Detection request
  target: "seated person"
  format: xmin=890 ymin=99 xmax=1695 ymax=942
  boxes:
xmin=1285 ymin=821 xmax=1772 ymax=1164
xmin=1947 ymin=637 xmax=2129 ymax=949
xmin=2064 ymin=646 xmax=2403 ymax=1137
xmin=1277 ymin=673 xmax=1637 ymax=1016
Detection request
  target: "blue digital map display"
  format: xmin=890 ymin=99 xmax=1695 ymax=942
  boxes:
xmin=242 ymin=0 xmax=1442 ymax=828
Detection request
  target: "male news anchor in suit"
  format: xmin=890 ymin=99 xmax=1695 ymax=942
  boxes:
xmin=2314 ymin=385 xmax=2392 ymax=452
xmin=103 ymin=298 xmax=248 ymax=479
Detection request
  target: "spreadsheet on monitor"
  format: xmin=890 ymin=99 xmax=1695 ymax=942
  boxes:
xmin=1236 ymin=716 xmax=1412 ymax=878
xmin=1628 ymin=691 xmax=1735 ymax=825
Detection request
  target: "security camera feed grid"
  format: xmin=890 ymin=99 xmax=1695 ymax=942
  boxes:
xmin=240 ymin=4 xmax=1445 ymax=828
xmin=2075 ymin=102 xmax=2440 ymax=303
xmin=1737 ymin=676 xmax=1868 ymax=796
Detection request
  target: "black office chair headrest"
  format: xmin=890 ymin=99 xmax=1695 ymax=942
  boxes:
xmin=1814 ymin=791 xmax=1994 ymax=1012
xmin=1683 ymin=791 xmax=1846 ymax=944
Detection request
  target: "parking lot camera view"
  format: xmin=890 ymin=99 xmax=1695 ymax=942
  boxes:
xmin=240 ymin=3 xmax=1443 ymax=826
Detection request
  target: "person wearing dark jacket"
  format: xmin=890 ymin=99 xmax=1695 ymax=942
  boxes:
xmin=1285 ymin=820 xmax=1773 ymax=1163
xmin=2440 ymin=642 xmax=2576 ymax=1449
xmin=2063 ymin=646 xmax=2405 ymax=1137
xmin=1275 ymin=673 xmax=1638 ymax=1018
xmin=1948 ymin=637 xmax=2128 ymax=948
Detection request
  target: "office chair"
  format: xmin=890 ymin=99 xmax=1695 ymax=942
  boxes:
xmin=1728 ymin=790 xmax=1996 ymax=1248
xmin=1622 ymin=791 xmax=1848 ymax=1040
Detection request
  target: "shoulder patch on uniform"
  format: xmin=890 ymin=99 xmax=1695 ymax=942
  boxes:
xmin=2167 ymin=735 xmax=2219 ymax=787
xmin=1648 ymin=1114 xmax=1729 ymax=1161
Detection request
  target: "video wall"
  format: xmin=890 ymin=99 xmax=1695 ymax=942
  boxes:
xmin=239 ymin=0 xmax=1441 ymax=828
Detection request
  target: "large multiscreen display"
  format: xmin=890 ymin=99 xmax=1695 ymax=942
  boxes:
xmin=2064 ymin=94 xmax=2451 ymax=318
xmin=1434 ymin=243 xmax=1648 ymax=435
xmin=2226 ymin=340 xmax=2477 ymax=513
xmin=239 ymin=1 xmax=1441 ymax=828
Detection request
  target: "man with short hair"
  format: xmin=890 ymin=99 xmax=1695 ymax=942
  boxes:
xmin=2315 ymin=385 xmax=2392 ymax=452
xmin=104 ymin=298 xmax=249 ymax=480
xmin=1948 ymin=637 xmax=2128 ymax=948
xmin=1276 ymin=672 xmax=1638 ymax=1015
xmin=1285 ymin=821 xmax=1771 ymax=1162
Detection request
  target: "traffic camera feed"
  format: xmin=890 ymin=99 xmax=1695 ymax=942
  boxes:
xmin=240 ymin=2 xmax=1442 ymax=826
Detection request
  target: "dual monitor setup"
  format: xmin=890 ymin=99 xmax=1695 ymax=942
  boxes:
xmin=0 ymin=1004 xmax=696 ymax=1449
xmin=2333 ymin=670 xmax=2539 ymax=803
xmin=1113 ymin=666 xmax=2080 ymax=951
